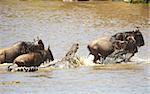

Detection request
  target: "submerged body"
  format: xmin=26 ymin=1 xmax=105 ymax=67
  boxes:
xmin=13 ymin=46 xmax=54 ymax=67
xmin=13 ymin=53 xmax=43 ymax=67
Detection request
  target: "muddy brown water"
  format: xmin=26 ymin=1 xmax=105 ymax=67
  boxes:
xmin=0 ymin=0 xmax=150 ymax=94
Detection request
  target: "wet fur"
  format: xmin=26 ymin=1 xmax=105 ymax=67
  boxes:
xmin=13 ymin=47 xmax=54 ymax=67
xmin=87 ymin=37 xmax=115 ymax=63
xmin=0 ymin=42 xmax=26 ymax=63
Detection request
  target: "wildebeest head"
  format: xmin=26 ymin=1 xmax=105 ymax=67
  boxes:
xmin=133 ymin=28 xmax=145 ymax=47
xmin=33 ymin=36 xmax=45 ymax=50
xmin=22 ymin=37 xmax=45 ymax=53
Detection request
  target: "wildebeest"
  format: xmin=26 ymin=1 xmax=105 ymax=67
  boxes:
xmin=13 ymin=46 xmax=54 ymax=67
xmin=87 ymin=37 xmax=115 ymax=63
xmin=0 ymin=42 xmax=27 ymax=64
xmin=0 ymin=38 xmax=45 ymax=64
xmin=110 ymin=27 xmax=145 ymax=62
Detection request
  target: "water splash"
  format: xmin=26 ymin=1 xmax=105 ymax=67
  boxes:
xmin=81 ymin=55 xmax=96 ymax=66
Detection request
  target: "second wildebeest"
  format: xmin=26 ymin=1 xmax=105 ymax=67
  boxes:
xmin=110 ymin=28 xmax=145 ymax=62
xmin=25 ymin=37 xmax=45 ymax=52
xmin=13 ymin=46 xmax=54 ymax=67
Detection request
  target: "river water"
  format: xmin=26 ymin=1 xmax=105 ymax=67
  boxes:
xmin=0 ymin=0 xmax=150 ymax=94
